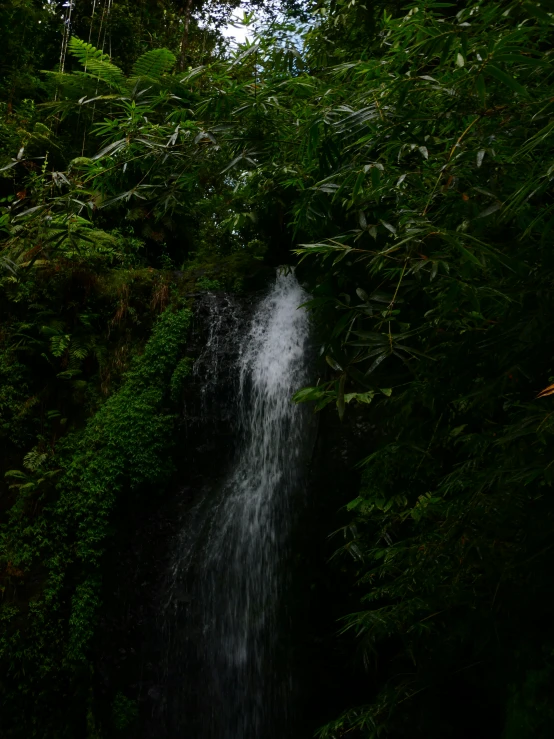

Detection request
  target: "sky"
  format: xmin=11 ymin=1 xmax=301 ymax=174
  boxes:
xmin=219 ymin=6 xmax=255 ymax=46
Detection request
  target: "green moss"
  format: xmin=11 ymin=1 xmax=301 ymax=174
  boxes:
xmin=0 ymin=346 xmax=32 ymax=447
xmin=0 ymin=304 xmax=192 ymax=735
xmin=505 ymin=665 xmax=554 ymax=739
xmin=195 ymin=276 xmax=222 ymax=291
xmin=170 ymin=356 xmax=194 ymax=401
xmin=111 ymin=692 xmax=138 ymax=732
xmin=177 ymin=252 xmax=272 ymax=295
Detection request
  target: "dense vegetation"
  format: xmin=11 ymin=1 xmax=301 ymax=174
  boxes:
xmin=2 ymin=0 xmax=554 ymax=737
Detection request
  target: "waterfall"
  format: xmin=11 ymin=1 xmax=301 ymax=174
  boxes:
xmin=164 ymin=270 xmax=312 ymax=738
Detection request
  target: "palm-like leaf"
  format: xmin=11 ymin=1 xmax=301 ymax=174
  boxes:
xmin=132 ymin=48 xmax=176 ymax=81
xmin=68 ymin=37 xmax=125 ymax=91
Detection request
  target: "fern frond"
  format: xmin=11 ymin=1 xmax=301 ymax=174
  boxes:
xmin=81 ymin=61 xmax=125 ymax=91
xmin=68 ymin=37 xmax=109 ymax=67
xmin=28 ymin=123 xmax=61 ymax=151
xmin=68 ymin=37 xmax=125 ymax=91
xmin=70 ymin=339 xmax=90 ymax=361
xmin=41 ymin=70 xmax=101 ymax=100
xmin=132 ymin=48 xmax=176 ymax=81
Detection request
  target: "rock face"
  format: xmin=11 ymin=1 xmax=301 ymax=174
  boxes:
xmin=293 ymin=401 xmax=378 ymax=736
xmin=92 ymin=285 xmax=367 ymax=739
xmin=92 ymin=291 xmax=252 ymax=738
xmin=158 ymin=290 xmax=250 ymax=739
xmin=163 ymin=273 xmax=317 ymax=739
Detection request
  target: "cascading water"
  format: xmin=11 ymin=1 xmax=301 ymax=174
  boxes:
xmin=189 ymin=291 xmax=242 ymax=431
xmin=164 ymin=270 xmax=312 ymax=738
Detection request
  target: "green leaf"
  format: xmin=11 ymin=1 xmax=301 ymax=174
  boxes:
xmin=326 ymin=355 xmax=344 ymax=372
xmin=485 ymin=64 xmax=529 ymax=97
xmin=69 ymin=37 xmax=125 ymax=90
xmin=132 ymin=48 xmax=176 ymax=80
xmin=4 ymin=470 xmax=26 ymax=479
xmin=522 ymin=2 xmax=553 ymax=23
xmin=456 ymin=243 xmax=484 ymax=267
xmin=337 ymin=374 xmax=347 ymax=420
xmin=344 ymin=391 xmax=375 ymax=404
xmin=370 ymin=166 xmax=381 ymax=189
xmin=475 ymin=203 xmax=501 ymax=219
xmin=476 ymin=73 xmax=486 ymax=106
xmin=346 ymin=496 xmax=363 ymax=511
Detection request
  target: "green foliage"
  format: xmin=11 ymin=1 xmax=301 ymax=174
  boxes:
xmin=0 ymin=346 xmax=31 ymax=446
xmin=195 ymin=276 xmax=222 ymax=291
xmin=504 ymin=663 xmax=554 ymax=739
xmin=0 ymin=305 xmax=191 ymax=735
xmin=0 ymin=1 xmax=311 ymax=736
xmin=171 ymin=356 xmax=194 ymax=401
xmin=132 ymin=48 xmax=177 ymax=80
xmin=111 ymin=691 xmax=139 ymax=731
xmin=66 ymin=37 xmax=178 ymax=91
xmin=67 ymin=37 xmax=127 ymax=91
xmin=287 ymin=2 xmax=554 ymax=736
xmin=80 ymin=0 xmax=553 ymax=735
xmin=4 ymin=0 xmax=554 ymax=736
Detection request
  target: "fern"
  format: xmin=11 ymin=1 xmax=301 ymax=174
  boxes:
xmin=70 ymin=339 xmax=90 ymax=362
xmin=131 ymin=48 xmax=176 ymax=81
xmin=68 ymin=37 xmax=125 ymax=91
xmin=82 ymin=60 xmax=125 ymax=91
xmin=41 ymin=70 xmax=101 ymax=111
xmin=68 ymin=37 xmax=109 ymax=67
xmin=67 ymin=39 xmax=174 ymax=91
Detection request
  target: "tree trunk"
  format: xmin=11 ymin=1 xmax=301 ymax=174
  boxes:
xmin=179 ymin=0 xmax=194 ymax=72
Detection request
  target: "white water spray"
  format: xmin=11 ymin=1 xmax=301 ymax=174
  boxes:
xmin=165 ymin=270 xmax=312 ymax=738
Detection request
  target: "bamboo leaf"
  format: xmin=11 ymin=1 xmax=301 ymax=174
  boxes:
xmin=485 ymin=64 xmax=529 ymax=97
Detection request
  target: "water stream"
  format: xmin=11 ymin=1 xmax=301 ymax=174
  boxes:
xmin=165 ymin=270 xmax=312 ymax=738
